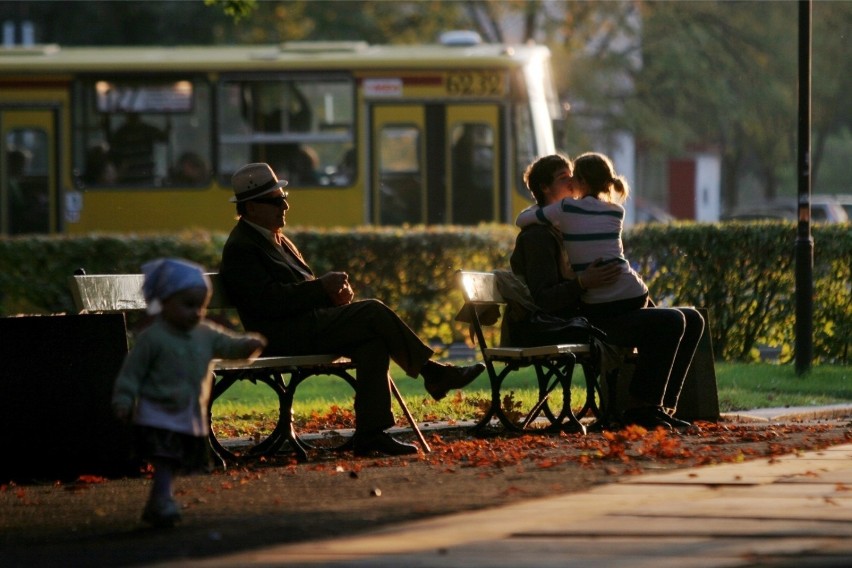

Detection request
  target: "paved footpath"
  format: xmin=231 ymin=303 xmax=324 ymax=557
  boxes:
xmin=154 ymin=411 xmax=852 ymax=568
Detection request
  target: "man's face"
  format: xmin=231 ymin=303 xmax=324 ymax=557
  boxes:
xmin=244 ymin=190 xmax=289 ymax=230
xmin=544 ymin=167 xmax=574 ymax=203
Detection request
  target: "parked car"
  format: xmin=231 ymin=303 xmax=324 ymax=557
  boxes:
xmin=725 ymin=195 xmax=849 ymax=223
xmin=832 ymin=194 xmax=852 ymax=220
xmin=632 ymin=198 xmax=675 ymax=225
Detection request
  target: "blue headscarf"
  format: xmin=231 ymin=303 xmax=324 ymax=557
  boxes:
xmin=141 ymin=258 xmax=211 ymax=315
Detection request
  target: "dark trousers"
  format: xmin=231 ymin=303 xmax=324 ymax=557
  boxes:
xmin=588 ymin=307 xmax=705 ymax=409
xmin=277 ymin=299 xmax=433 ymax=433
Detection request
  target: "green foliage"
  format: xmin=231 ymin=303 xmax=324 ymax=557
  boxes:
xmin=205 ymin=0 xmax=257 ymax=22
xmin=292 ymin=225 xmax=516 ymax=344
xmin=0 ymin=230 xmax=223 ymax=315
xmin=0 ymin=222 xmax=848 ymax=362
xmin=627 ymin=221 xmax=850 ymax=363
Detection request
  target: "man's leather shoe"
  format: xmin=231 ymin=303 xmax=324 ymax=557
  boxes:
xmin=660 ymin=410 xmax=697 ymax=432
xmin=422 ymin=361 xmax=486 ymax=401
xmin=621 ymin=406 xmax=673 ymax=431
xmin=352 ymin=431 xmax=418 ymax=457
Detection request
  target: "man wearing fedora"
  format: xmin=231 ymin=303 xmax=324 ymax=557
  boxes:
xmin=220 ymin=163 xmax=485 ymax=457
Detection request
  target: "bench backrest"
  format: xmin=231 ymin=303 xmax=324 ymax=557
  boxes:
xmin=70 ymin=272 xmax=232 ymax=313
xmin=457 ymin=270 xmax=505 ymax=306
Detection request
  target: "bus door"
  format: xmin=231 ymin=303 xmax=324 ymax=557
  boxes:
xmin=370 ymin=103 xmax=500 ymax=225
xmin=1 ymin=108 xmax=59 ymax=235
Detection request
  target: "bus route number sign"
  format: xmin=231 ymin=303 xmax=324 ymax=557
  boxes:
xmin=446 ymin=71 xmax=505 ymax=97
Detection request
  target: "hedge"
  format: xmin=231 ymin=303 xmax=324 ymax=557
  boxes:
xmin=0 ymin=222 xmax=848 ymax=363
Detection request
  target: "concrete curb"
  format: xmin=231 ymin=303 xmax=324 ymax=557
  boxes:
xmin=721 ymin=403 xmax=852 ymax=423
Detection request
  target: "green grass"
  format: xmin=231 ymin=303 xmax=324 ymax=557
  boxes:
xmin=715 ymin=362 xmax=852 ymax=410
xmin=210 ymin=362 xmax=851 ymax=434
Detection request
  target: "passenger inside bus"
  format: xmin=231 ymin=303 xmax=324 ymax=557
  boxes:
xmin=331 ymin=148 xmax=356 ymax=186
xmin=104 ymin=113 xmax=170 ymax=184
xmin=451 ymin=124 xmax=494 ymax=224
xmin=5 ymin=148 xmax=27 ymax=231
xmin=80 ymin=143 xmax=118 ymax=186
xmin=169 ymin=152 xmax=209 ymax=186
xmin=268 ymin=144 xmax=318 ymax=186
xmin=5 ymin=147 xmax=48 ymax=234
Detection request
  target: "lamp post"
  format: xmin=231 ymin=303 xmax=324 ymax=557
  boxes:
xmin=795 ymin=0 xmax=813 ymax=375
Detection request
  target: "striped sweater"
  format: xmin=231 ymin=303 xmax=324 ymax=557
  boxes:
xmin=516 ymin=196 xmax=648 ymax=305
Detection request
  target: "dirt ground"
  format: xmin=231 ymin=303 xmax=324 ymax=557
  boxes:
xmin=2 ymin=417 xmax=851 ymax=567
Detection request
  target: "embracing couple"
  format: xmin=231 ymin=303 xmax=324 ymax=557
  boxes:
xmin=510 ymin=152 xmax=705 ymax=431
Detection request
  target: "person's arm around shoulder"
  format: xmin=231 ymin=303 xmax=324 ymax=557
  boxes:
xmin=515 ymin=204 xmax=553 ymax=228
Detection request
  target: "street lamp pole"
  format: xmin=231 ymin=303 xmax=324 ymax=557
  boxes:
xmin=795 ymin=0 xmax=813 ymax=375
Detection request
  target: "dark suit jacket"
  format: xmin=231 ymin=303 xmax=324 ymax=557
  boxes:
xmin=509 ymin=224 xmax=583 ymax=319
xmin=219 ymin=219 xmax=333 ymax=354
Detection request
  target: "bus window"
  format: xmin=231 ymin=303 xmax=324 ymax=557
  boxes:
xmin=218 ymin=76 xmax=354 ymax=187
xmin=450 ymin=123 xmax=494 ymax=224
xmin=378 ymin=125 xmax=422 ymax=225
xmin=73 ymin=78 xmax=212 ymax=188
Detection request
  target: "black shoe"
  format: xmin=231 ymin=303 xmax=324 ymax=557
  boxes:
xmin=352 ymin=431 xmax=419 ymax=457
xmin=621 ymin=406 xmax=673 ymax=431
xmin=661 ymin=411 xmax=698 ymax=432
xmin=422 ymin=361 xmax=486 ymax=401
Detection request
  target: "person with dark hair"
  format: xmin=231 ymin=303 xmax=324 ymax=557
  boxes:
xmin=170 ymin=152 xmax=209 ymax=185
xmin=81 ymin=143 xmax=118 ymax=186
xmin=219 ymin=163 xmax=485 ymax=457
xmin=512 ymin=153 xmax=704 ymax=432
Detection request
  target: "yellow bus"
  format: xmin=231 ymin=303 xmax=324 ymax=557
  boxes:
xmin=0 ymin=34 xmax=561 ymax=235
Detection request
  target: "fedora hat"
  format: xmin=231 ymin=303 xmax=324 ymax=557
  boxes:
xmin=230 ymin=163 xmax=288 ymax=203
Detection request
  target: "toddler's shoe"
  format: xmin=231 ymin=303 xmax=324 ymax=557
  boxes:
xmin=142 ymin=497 xmax=182 ymax=528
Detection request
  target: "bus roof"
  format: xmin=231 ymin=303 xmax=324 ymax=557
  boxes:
xmin=0 ymin=42 xmax=552 ymax=74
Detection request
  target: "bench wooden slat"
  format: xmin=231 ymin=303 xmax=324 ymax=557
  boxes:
xmin=70 ymin=274 xmax=147 ymax=312
xmin=458 ymin=270 xmax=505 ymax=304
xmin=484 ymin=344 xmax=590 ymax=359
xmin=213 ymin=355 xmax=352 ymax=371
xmin=71 ymin=273 xmax=231 ymax=313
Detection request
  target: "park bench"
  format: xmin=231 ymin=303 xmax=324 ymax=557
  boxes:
xmin=69 ymin=271 xmax=430 ymax=463
xmin=456 ymin=270 xmax=608 ymax=434
xmin=458 ymin=271 xmax=720 ymax=429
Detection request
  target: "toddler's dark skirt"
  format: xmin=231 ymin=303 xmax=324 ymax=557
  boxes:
xmin=134 ymin=425 xmax=212 ymax=473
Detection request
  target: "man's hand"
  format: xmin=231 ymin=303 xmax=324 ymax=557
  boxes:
xmin=580 ymin=259 xmax=620 ymax=289
xmin=320 ymin=272 xmax=354 ymax=306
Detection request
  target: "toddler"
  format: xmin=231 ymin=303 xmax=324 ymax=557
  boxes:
xmin=516 ymin=152 xmax=649 ymax=317
xmin=112 ymin=258 xmax=266 ymax=528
